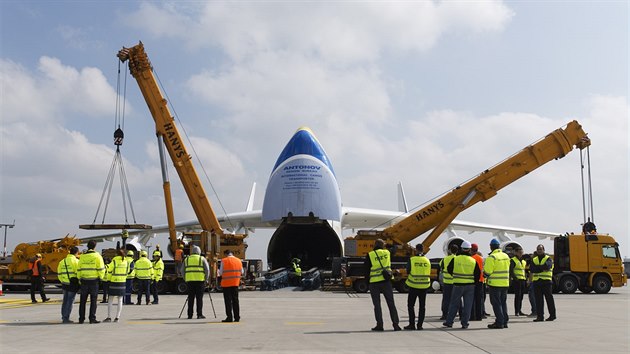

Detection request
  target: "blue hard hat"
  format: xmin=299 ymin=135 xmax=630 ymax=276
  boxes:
xmin=490 ymin=239 xmax=500 ymax=246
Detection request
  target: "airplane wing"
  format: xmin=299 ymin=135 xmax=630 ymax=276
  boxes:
xmin=447 ymin=220 xmax=560 ymax=241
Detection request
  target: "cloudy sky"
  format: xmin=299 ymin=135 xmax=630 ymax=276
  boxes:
xmin=1 ymin=1 xmax=628 ymax=261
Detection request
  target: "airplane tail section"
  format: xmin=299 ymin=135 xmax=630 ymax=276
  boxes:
xmin=397 ymin=182 xmax=409 ymax=213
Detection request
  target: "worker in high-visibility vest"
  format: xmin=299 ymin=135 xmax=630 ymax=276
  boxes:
xmin=151 ymin=250 xmax=164 ymax=304
xmin=531 ymin=244 xmax=556 ymax=322
xmin=510 ymin=246 xmax=528 ymax=316
xmin=29 ymin=253 xmax=50 ymax=303
xmin=484 ymin=238 xmax=511 ymax=329
xmin=174 ymin=244 xmax=184 ymax=277
xmin=57 ymin=246 xmax=79 ymax=323
xmin=443 ymin=241 xmax=480 ymax=329
xmin=220 ymin=249 xmax=243 ymax=323
xmin=134 ymin=251 xmax=153 ymax=305
xmin=184 ymin=245 xmax=209 ymax=319
xmin=123 ymin=250 xmax=135 ymax=305
xmin=77 ymin=240 xmax=105 ymax=324
xmin=364 ymin=239 xmax=401 ymax=331
xmin=404 ymin=244 xmax=431 ymax=330
xmin=439 ymin=244 xmax=459 ymax=320
xmin=470 ymin=243 xmax=485 ymax=321
xmin=103 ymin=248 xmax=127 ymax=323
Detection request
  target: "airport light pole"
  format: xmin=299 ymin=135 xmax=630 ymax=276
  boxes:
xmin=1 ymin=220 xmax=15 ymax=259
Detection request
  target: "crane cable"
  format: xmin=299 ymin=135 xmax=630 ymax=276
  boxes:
xmin=579 ymin=146 xmax=595 ymax=224
xmin=91 ymin=60 xmax=137 ymax=225
xmin=153 ymin=69 xmax=236 ymax=230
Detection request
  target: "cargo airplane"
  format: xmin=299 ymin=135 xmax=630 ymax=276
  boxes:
xmin=83 ymin=127 xmax=557 ymax=269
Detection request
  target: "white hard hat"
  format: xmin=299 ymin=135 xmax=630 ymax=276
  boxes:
xmin=432 ymin=281 xmax=441 ymax=291
xmin=461 ymin=241 xmax=472 ymax=249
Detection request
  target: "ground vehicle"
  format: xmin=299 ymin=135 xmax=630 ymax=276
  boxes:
xmin=0 ymin=235 xmax=80 ymax=290
xmin=343 ymin=121 xmax=592 ymax=292
xmin=554 ymin=232 xmax=626 ymax=294
xmin=117 ymin=42 xmax=248 ymax=291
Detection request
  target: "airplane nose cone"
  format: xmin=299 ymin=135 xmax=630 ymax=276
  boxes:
xmin=272 ymin=127 xmax=335 ymax=175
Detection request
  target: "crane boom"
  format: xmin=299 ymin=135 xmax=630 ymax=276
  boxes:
xmin=117 ymin=42 xmax=232 ymax=258
xmin=348 ymin=120 xmax=590 ymax=255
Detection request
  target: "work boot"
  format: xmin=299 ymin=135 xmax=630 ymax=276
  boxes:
xmin=31 ymin=300 xmax=38 ymax=303
xmin=42 ymin=298 xmax=50 ymax=303
xmin=546 ymin=316 xmax=556 ymax=321
xmin=393 ymin=324 xmax=402 ymax=331
xmin=371 ymin=326 xmax=384 ymax=331
xmin=113 ymin=318 xmax=119 ymax=323
xmin=487 ymin=323 xmax=503 ymax=329
xmin=136 ymin=301 xmax=141 ymax=305
xmin=533 ymin=318 xmax=544 ymax=322
xmin=404 ymin=324 xmax=415 ymax=330
xmin=62 ymin=319 xmax=74 ymax=324
xmin=89 ymin=319 xmax=100 ymax=324
xmin=221 ymin=318 xmax=232 ymax=322
xmin=103 ymin=318 xmax=111 ymax=323
xmin=198 ymin=315 xmax=206 ymax=319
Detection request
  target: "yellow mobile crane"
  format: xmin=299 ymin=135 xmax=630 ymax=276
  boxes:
xmin=117 ymin=42 xmax=246 ymax=289
xmin=343 ymin=121 xmax=594 ymax=292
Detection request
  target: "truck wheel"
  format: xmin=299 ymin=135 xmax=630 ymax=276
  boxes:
xmin=592 ymin=275 xmax=611 ymax=294
xmin=175 ymin=279 xmax=188 ymax=294
xmin=578 ymin=285 xmax=592 ymax=294
xmin=559 ymin=276 xmax=578 ymax=294
xmin=353 ymin=279 xmax=369 ymax=293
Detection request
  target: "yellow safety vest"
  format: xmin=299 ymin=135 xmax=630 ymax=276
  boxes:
xmin=511 ymin=257 xmax=526 ymax=280
xmin=485 ymin=249 xmax=510 ymax=287
xmin=184 ymin=254 xmax=206 ymax=282
xmin=125 ymin=256 xmax=136 ymax=279
xmin=440 ymin=255 xmax=456 ymax=285
xmin=57 ymin=254 xmax=78 ymax=285
xmin=77 ymin=250 xmax=105 ymax=281
xmin=152 ymin=258 xmax=164 ymax=282
xmin=134 ymin=257 xmax=153 ymax=280
xmin=452 ymin=255 xmax=476 ymax=285
xmin=532 ymin=255 xmax=554 ymax=281
xmin=406 ymin=255 xmax=431 ymax=289
xmin=107 ymin=256 xmax=128 ymax=284
xmin=369 ymin=249 xmax=391 ymax=283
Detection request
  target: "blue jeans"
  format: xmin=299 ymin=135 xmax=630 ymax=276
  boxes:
xmin=124 ymin=279 xmax=133 ymax=304
xmin=445 ymin=284 xmax=474 ymax=326
xmin=441 ymin=283 xmax=453 ymax=318
xmin=489 ymin=286 xmax=509 ymax=326
xmin=61 ymin=289 xmax=77 ymax=321
xmin=528 ymin=282 xmax=537 ymax=314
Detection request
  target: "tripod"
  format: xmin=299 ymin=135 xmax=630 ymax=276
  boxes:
xmin=178 ymin=284 xmax=217 ymax=319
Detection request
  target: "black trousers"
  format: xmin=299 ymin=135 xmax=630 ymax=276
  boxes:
xmin=513 ymin=279 xmax=527 ymax=314
xmin=187 ymin=281 xmax=204 ymax=318
xmin=151 ymin=280 xmax=159 ymax=303
xmin=30 ymin=276 xmax=46 ymax=301
xmin=136 ymin=279 xmax=151 ymax=304
xmin=369 ymin=281 xmax=399 ymax=327
xmin=533 ymin=280 xmax=556 ymax=319
xmin=79 ymin=279 xmax=99 ymax=322
xmin=101 ymin=281 xmax=109 ymax=301
xmin=407 ymin=287 xmax=427 ymax=327
xmin=470 ymin=282 xmax=484 ymax=320
xmin=222 ymin=286 xmax=240 ymax=320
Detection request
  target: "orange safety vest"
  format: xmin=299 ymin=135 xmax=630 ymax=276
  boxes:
xmin=220 ymin=256 xmax=242 ymax=288
xmin=174 ymin=249 xmax=183 ymax=262
xmin=472 ymin=254 xmax=484 ymax=282
xmin=29 ymin=259 xmax=41 ymax=276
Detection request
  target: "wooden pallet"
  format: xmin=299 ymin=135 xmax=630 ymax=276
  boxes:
xmin=78 ymin=224 xmax=153 ymax=230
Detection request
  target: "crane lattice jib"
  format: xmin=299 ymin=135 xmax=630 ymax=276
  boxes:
xmin=117 ymin=42 xmax=225 ymax=241
xmin=381 ymin=120 xmax=590 ymax=253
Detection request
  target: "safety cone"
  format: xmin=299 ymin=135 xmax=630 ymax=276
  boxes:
xmin=0 ymin=280 xmax=4 ymax=296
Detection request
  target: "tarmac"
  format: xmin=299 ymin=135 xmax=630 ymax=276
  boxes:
xmin=0 ymin=286 xmax=628 ymax=354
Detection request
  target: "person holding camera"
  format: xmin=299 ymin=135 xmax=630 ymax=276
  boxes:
xmin=364 ymin=238 xmax=401 ymax=332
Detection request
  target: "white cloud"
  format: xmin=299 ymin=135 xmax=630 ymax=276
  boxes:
xmin=125 ymin=1 xmax=514 ymax=63
xmin=1 ymin=57 xmax=119 ymax=124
